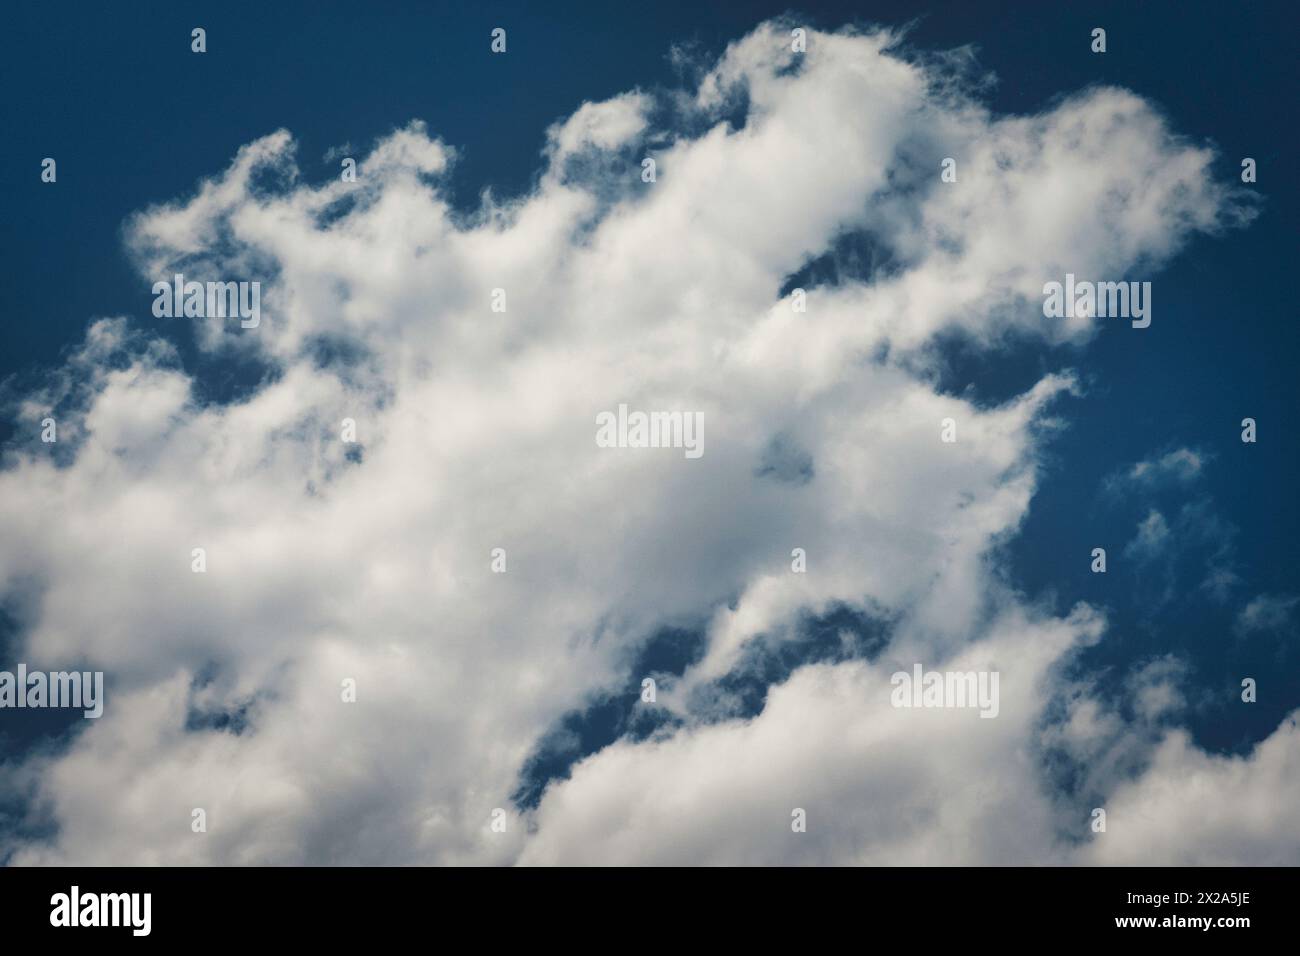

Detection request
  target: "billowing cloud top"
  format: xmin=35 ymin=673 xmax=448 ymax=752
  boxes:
xmin=1 ymin=21 xmax=1291 ymax=866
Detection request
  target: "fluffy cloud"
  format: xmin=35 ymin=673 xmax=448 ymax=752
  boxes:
xmin=1080 ymin=715 xmax=1300 ymax=865
xmin=522 ymin=604 xmax=1105 ymax=865
xmin=546 ymin=91 xmax=651 ymax=160
xmin=1 ymin=21 xmax=1287 ymax=865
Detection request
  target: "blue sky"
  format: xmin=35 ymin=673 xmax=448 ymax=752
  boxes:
xmin=1 ymin=1 xmax=1297 ymax=864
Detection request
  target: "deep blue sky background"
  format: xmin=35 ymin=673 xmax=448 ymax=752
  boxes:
xmin=1 ymin=1 xmax=1297 ymax=788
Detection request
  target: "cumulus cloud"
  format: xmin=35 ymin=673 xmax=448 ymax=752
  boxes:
xmin=0 ymin=21 xmax=1287 ymax=865
xmin=1080 ymin=715 xmax=1300 ymax=865
xmin=546 ymin=91 xmax=651 ymax=159
xmin=522 ymin=604 xmax=1105 ymax=865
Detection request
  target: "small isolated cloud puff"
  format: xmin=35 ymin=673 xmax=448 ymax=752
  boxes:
xmin=1235 ymin=594 xmax=1299 ymax=636
xmin=1106 ymin=447 xmax=1207 ymax=495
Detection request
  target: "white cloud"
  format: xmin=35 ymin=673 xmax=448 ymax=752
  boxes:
xmin=546 ymin=91 xmax=651 ymax=159
xmin=1 ymin=21 xmax=1284 ymax=866
xmin=522 ymin=604 xmax=1104 ymax=865
xmin=1081 ymin=715 xmax=1300 ymax=866
xmin=1107 ymin=447 xmax=1206 ymax=494
xmin=1124 ymin=509 xmax=1172 ymax=564
xmin=1235 ymin=594 xmax=1299 ymax=636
